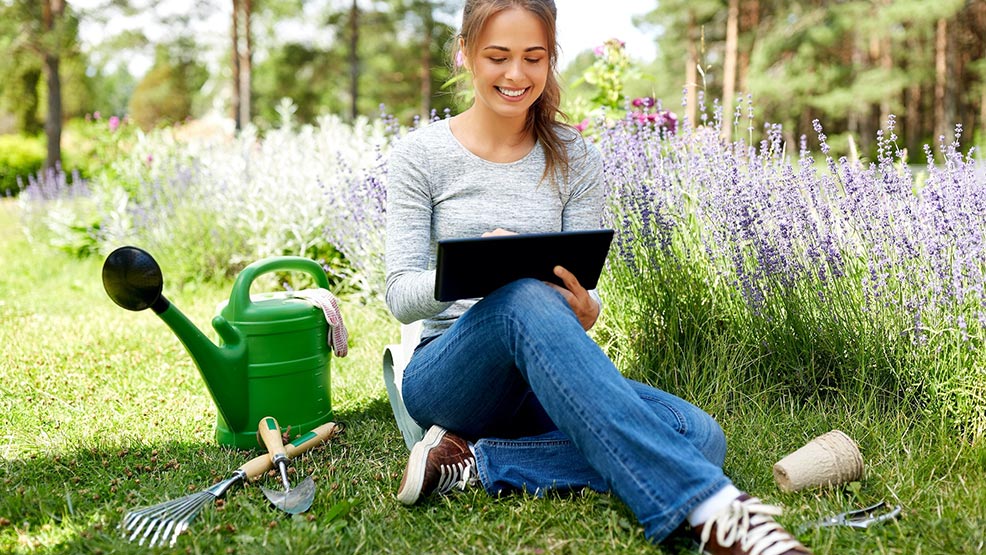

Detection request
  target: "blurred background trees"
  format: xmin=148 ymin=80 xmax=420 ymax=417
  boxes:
xmin=636 ymin=0 xmax=986 ymax=153
xmin=0 ymin=0 xmax=984 ymax=182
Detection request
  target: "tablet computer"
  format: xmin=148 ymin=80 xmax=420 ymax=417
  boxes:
xmin=434 ymin=229 xmax=615 ymax=302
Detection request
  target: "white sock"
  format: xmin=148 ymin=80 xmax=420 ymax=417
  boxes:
xmin=687 ymin=484 xmax=743 ymax=527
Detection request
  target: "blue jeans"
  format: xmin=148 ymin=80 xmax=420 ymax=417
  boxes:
xmin=401 ymin=279 xmax=733 ymax=542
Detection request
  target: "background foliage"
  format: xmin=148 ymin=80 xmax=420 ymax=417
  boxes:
xmin=2 ymin=1 xmax=983 ymax=142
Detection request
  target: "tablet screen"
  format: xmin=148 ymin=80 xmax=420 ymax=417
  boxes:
xmin=434 ymin=229 xmax=614 ymax=302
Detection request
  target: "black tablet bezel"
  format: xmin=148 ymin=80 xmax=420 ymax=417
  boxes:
xmin=434 ymin=229 xmax=614 ymax=302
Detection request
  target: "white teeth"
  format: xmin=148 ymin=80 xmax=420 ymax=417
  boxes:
xmin=498 ymin=87 xmax=526 ymax=97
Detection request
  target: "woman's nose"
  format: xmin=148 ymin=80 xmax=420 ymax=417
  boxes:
xmin=505 ymin=59 xmax=523 ymax=81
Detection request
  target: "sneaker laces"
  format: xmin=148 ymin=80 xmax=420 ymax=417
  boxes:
xmin=435 ymin=457 xmax=478 ymax=495
xmin=699 ymin=496 xmax=804 ymax=555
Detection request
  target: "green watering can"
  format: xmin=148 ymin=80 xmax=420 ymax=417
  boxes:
xmin=102 ymin=246 xmax=335 ymax=448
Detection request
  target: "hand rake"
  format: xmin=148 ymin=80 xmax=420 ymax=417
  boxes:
xmin=120 ymin=421 xmax=342 ymax=548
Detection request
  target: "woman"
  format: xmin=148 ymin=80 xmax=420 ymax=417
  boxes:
xmin=384 ymin=1 xmax=811 ymax=553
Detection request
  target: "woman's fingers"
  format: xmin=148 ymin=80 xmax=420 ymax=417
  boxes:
xmin=548 ymin=265 xmax=599 ymax=330
xmin=482 ymin=228 xmax=516 ymax=237
xmin=553 ymin=265 xmax=585 ymax=295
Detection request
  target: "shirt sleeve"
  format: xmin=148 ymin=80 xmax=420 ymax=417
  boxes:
xmin=561 ymin=137 xmax=607 ymax=313
xmin=384 ymin=134 xmax=454 ymax=324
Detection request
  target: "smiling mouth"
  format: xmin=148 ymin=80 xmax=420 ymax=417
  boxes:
xmin=496 ymin=86 xmax=528 ymax=98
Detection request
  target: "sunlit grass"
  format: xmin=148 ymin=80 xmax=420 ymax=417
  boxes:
xmin=3 ymin=199 xmax=986 ymax=554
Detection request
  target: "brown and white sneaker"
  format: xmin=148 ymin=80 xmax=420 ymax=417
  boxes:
xmin=694 ymin=494 xmax=811 ymax=555
xmin=397 ymin=425 xmax=478 ymax=505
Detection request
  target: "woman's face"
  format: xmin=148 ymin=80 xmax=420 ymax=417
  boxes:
xmin=465 ymin=7 xmax=549 ymax=123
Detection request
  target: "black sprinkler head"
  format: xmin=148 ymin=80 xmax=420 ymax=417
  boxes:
xmin=102 ymin=246 xmax=165 ymax=312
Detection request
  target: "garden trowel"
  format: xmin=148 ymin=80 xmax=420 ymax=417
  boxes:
xmin=257 ymin=416 xmax=316 ymax=514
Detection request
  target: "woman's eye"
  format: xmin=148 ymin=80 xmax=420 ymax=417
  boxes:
xmin=525 ymin=58 xmax=543 ymax=64
xmin=490 ymin=57 xmax=506 ymax=63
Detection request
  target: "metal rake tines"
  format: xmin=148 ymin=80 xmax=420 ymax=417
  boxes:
xmin=120 ymin=491 xmax=217 ymax=548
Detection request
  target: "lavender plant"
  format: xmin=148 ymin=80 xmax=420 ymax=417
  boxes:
xmin=21 ymin=106 xmax=395 ymax=294
xmin=596 ymin=96 xmax=986 ymax=437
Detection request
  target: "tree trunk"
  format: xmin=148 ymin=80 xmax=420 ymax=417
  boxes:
xmin=737 ymin=0 xmax=760 ymax=95
xmin=41 ymin=0 xmax=64 ymax=171
xmin=981 ymin=88 xmax=986 ymax=144
xmin=231 ymin=0 xmax=252 ymax=129
xmin=685 ymin=11 xmax=698 ymax=129
xmin=721 ymin=0 xmax=739 ymax=140
xmin=232 ymin=0 xmax=241 ymax=130
xmin=420 ymin=4 xmax=433 ymax=120
xmin=240 ymin=0 xmax=252 ymax=127
xmin=878 ymin=8 xmax=892 ymax=132
xmin=977 ymin=4 xmax=986 ymax=140
xmin=847 ymin=42 xmax=862 ymax=147
xmin=349 ymin=0 xmax=359 ymax=121
xmin=906 ymin=82 xmax=921 ymax=157
xmin=934 ymin=17 xmax=948 ymax=141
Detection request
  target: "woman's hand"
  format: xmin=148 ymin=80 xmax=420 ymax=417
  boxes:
xmin=545 ymin=265 xmax=600 ymax=331
xmin=482 ymin=228 xmax=516 ymax=237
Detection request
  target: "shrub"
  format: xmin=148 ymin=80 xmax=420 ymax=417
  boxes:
xmin=61 ymin=114 xmax=139 ymax=183
xmin=0 ymin=135 xmax=45 ymax=196
xmin=596 ymin=100 xmax=986 ymax=438
xmin=19 ymin=103 xmax=397 ymax=296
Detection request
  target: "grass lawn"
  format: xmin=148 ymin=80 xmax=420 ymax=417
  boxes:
xmin=1 ymin=197 xmax=984 ymax=554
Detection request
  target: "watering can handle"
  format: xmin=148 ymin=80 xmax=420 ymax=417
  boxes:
xmin=239 ymin=421 xmax=343 ymax=480
xmin=227 ymin=256 xmax=332 ymax=318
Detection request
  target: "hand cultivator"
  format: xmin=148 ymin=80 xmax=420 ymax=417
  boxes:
xmin=120 ymin=421 xmax=342 ymax=548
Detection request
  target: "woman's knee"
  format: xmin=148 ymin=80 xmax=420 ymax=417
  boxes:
xmin=631 ymin=382 xmax=728 ymax=467
xmin=693 ymin=412 xmax=727 ymax=467
xmin=668 ymin=397 xmax=726 ymax=466
xmin=482 ymin=278 xmax=569 ymax=321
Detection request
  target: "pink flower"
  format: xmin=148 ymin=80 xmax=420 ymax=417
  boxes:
xmin=455 ymin=50 xmax=465 ymax=68
xmin=93 ymin=111 xmax=101 ymax=120
xmin=108 ymin=116 xmax=120 ymax=133
xmin=575 ymin=118 xmax=590 ymax=133
xmin=629 ymin=109 xmax=678 ymax=135
xmin=663 ymin=111 xmax=679 ymax=135
xmin=632 ymin=97 xmax=656 ymax=108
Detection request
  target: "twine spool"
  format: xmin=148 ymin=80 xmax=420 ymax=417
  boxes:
xmin=773 ymin=429 xmax=863 ymax=492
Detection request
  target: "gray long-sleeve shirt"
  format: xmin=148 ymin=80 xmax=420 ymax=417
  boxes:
xmin=384 ymin=118 xmax=605 ymax=339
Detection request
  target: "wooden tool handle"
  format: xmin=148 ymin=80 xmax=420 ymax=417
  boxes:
xmin=257 ymin=416 xmax=287 ymax=460
xmin=239 ymin=421 xmax=342 ymax=480
xmin=284 ymin=421 xmax=343 ymax=457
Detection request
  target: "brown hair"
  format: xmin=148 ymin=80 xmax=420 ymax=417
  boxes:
xmin=456 ymin=0 xmax=573 ymax=184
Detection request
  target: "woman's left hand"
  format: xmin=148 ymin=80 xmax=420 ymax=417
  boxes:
xmin=545 ymin=265 xmax=600 ymax=331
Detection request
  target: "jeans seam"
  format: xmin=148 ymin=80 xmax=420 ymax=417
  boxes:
xmin=480 ymin=439 xmax=571 ymax=448
xmin=473 ymin=445 xmax=496 ymax=496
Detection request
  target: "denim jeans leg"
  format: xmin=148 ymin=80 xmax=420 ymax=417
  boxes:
xmin=401 ymin=279 xmax=732 ymax=542
xmin=471 ymin=380 xmax=727 ymax=495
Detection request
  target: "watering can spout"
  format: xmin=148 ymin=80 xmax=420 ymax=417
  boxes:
xmin=157 ymin=306 xmax=250 ymax=432
xmin=101 ymin=246 xmax=250 ymax=433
